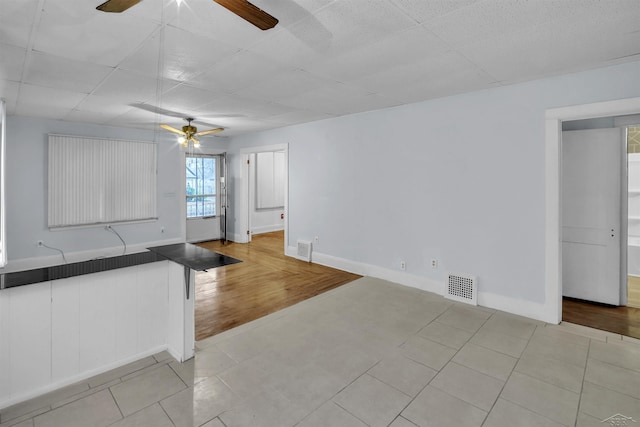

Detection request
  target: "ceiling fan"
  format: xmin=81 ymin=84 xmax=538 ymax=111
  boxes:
xmin=96 ymin=0 xmax=278 ymax=30
xmin=161 ymin=118 xmax=224 ymax=148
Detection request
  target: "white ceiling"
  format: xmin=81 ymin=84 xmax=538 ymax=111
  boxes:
xmin=1 ymin=0 xmax=639 ymax=137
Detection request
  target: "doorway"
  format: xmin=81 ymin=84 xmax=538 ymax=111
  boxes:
xmin=239 ymin=144 xmax=289 ymax=250
xmin=184 ymin=153 xmax=227 ymax=243
xmin=544 ymin=97 xmax=640 ymax=325
xmin=559 ymin=116 xmax=640 ymax=338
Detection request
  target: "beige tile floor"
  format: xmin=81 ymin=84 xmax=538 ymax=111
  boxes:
xmin=2 ymin=277 xmax=640 ymax=427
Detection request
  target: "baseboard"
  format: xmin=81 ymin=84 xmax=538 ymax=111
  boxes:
xmin=1 ymin=238 xmax=183 ymax=273
xmin=287 ymin=246 xmax=442 ymax=295
xmin=251 ymin=225 xmax=284 ymax=235
xmin=0 ymin=345 xmax=168 ymax=411
xmin=227 ymin=233 xmax=248 ymax=243
xmin=477 ymin=291 xmax=553 ymax=324
xmin=287 ymin=246 xmax=554 ymax=324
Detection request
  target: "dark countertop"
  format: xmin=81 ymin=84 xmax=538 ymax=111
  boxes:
xmin=0 ymin=243 xmax=241 ymax=290
xmin=147 ymin=243 xmax=241 ymax=271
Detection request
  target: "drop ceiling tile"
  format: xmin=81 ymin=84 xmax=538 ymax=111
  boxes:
xmin=0 ymin=43 xmax=27 ymax=81
xmin=458 ymin=11 xmax=640 ymax=84
xmin=24 ymin=51 xmax=114 ymax=93
xmin=348 ymin=51 xmax=496 ymax=105
xmin=390 ymin=0 xmax=484 ymax=23
xmin=119 ymin=25 xmax=240 ymax=81
xmin=14 ymin=83 xmax=86 ymax=119
xmin=248 ymin=0 xmax=419 ymax=69
xmin=292 ymin=0 xmax=417 ymax=53
xmin=189 ymin=50 xmax=294 ymax=92
xmin=0 ymin=80 xmax=20 ymax=114
xmin=104 ymin=107 xmax=162 ymax=129
xmin=251 ymin=0 xmax=334 ymax=27
xmin=306 ymin=26 xmax=450 ymax=83
xmin=0 ymin=0 xmax=40 ymax=48
xmin=168 ymin=0 xmax=282 ymax=51
xmin=160 ymin=83 xmax=227 ymax=110
xmin=263 ymin=109 xmax=336 ymax=127
xmin=233 ymin=69 xmax=332 ymax=103
xmin=33 ymin=0 xmax=160 ymax=66
xmin=199 ymin=95 xmax=293 ymax=118
xmin=277 ymin=81 xmax=376 ymax=115
xmin=424 ymin=0 xmax=579 ymax=47
xmin=92 ymin=69 xmax=179 ymax=105
xmin=75 ymin=95 xmax=138 ymax=117
xmin=63 ymin=109 xmax=120 ymax=125
xmin=244 ymin=28 xmax=328 ymax=70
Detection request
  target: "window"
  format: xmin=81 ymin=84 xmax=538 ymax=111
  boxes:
xmin=186 ymin=156 xmax=217 ymax=218
xmin=48 ymin=135 xmax=157 ymax=228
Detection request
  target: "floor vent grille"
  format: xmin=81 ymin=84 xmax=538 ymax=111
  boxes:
xmin=445 ymin=273 xmax=477 ymax=305
xmin=296 ymin=240 xmax=312 ymax=262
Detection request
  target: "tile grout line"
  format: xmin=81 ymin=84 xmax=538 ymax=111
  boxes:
xmin=374 ymin=304 xmax=497 ymax=426
xmin=478 ymin=322 xmax=540 ymax=427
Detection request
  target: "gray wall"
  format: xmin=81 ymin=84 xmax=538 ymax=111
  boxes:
xmin=4 ymin=117 xmax=227 ymax=263
xmin=227 ymin=60 xmax=640 ymax=306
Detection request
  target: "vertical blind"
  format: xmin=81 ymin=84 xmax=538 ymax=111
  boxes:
xmin=48 ymin=135 xmax=157 ymax=228
xmin=256 ymin=151 xmax=285 ymax=209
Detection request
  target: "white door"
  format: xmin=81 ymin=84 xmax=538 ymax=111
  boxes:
xmin=562 ymin=128 xmax=624 ymax=305
xmin=186 ymin=155 xmax=221 ymax=243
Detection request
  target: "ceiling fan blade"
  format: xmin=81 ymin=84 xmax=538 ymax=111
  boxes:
xmin=195 ymin=128 xmax=224 ymax=137
xmin=213 ymin=0 xmax=278 ymax=30
xmin=96 ymin=0 xmax=142 ymax=13
xmin=160 ymin=124 xmax=186 ymax=135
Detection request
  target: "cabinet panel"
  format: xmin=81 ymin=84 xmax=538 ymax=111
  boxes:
xmin=52 ymin=277 xmax=80 ymax=382
xmin=8 ymin=283 xmax=52 ymax=396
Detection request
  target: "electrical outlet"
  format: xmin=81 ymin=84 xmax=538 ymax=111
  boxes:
xmin=37 ymin=240 xmax=44 ymax=247
xmin=161 ymin=226 xmax=165 ymax=233
xmin=431 ymin=259 xmax=438 ymax=269
xmin=400 ymin=260 xmax=406 ymax=271
xmin=314 ymin=236 xmax=319 ymax=244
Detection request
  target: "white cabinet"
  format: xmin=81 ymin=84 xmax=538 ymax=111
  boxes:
xmin=0 ymin=260 xmax=193 ymax=410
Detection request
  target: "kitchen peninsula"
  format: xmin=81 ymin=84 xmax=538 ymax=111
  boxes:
xmin=0 ymin=243 xmax=240 ymax=410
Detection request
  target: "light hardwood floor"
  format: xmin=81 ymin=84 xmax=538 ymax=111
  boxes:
xmin=628 ymin=275 xmax=640 ymax=308
xmin=194 ymin=231 xmax=361 ymax=341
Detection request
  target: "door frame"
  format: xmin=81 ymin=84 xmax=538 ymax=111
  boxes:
xmin=180 ymin=147 xmax=227 ymax=243
xmin=545 ymin=97 xmax=640 ymax=324
xmin=238 ymin=143 xmax=289 ymax=251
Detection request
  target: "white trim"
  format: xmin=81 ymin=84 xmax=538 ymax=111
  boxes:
xmin=251 ymin=225 xmax=285 ymax=235
xmin=293 ymin=247 xmax=550 ymax=321
xmin=545 ymin=97 xmax=640 ymax=324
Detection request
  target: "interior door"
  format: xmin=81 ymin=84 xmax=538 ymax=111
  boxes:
xmin=562 ymin=128 xmax=624 ymax=305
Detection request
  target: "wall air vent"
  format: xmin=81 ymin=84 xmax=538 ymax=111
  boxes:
xmin=296 ymin=240 xmax=312 ymax=262
xmin=445 ymin=273 xmax=477 ymax=305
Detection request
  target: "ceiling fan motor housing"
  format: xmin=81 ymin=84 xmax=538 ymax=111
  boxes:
xmin=182 ymin=125 xmax=197 ymax=137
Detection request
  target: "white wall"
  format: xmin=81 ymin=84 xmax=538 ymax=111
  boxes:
xmin=3 ymin=117 xmax=229 ymax=268
xmin=227 ymin=60 xmax=640 ymax=315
